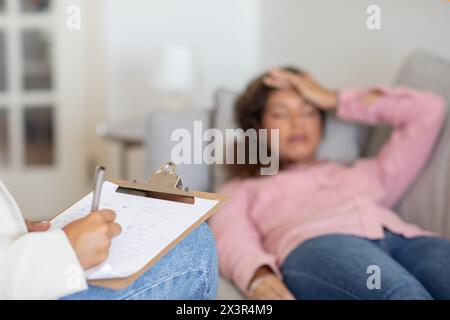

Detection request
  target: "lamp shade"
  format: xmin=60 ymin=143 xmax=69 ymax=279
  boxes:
xmin=153 ymin=45 xmax=196 ymax=93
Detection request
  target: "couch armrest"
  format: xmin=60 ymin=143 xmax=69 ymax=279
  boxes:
xmin=364 ymin=50 xmax=450 ymax=237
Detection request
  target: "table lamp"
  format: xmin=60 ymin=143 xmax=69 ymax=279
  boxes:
xmin=153 ymin=44 xmax=196 ymax=109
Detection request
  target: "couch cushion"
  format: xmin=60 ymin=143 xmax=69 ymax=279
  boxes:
xmin=216 ymin=276 xmax=245 ymax=300
xmin=364 ymin=50 xmax=450 ymax=237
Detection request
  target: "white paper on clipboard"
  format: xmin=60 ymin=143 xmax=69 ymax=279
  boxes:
xmin=51 ymin=181 xmax=219 ymax=280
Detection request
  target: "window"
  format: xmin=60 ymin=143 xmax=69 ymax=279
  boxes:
xmin=23 ymin=106 xmax=54 ymax=165
xmin=0 ymin=1 xmax=56 ymax=168
xmin=20 ymin=0 xmax=50 ymax=13
xmin=0 ymin=108 xmax=9 ymax=166
xmin=22 ymin=30 xmax=53 ymax=90
xmin=0 ymin=31 xmax=6 ymax=91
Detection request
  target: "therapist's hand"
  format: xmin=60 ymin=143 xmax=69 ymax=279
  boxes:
xmin=26 ymin=220 xmax=51 ymax=232
xmin=63 ymin=209 xmax=122 ymax=270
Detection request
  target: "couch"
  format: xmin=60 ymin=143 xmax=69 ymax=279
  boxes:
xmin=144 ymin=50 xmax=450 ymax=299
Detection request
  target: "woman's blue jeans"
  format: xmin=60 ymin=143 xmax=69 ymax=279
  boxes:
xmin=281 ymin=229 xmax=450 ymax=300
xmin=62 ymin=223 xmax=218 ymax=300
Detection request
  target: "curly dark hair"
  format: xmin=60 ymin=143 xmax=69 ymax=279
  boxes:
xmin=227 ymin=66 xmax=326 ymax=179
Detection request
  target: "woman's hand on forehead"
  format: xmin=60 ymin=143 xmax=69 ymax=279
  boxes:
xmin=264 ymin=68 xmax=337 ymax=111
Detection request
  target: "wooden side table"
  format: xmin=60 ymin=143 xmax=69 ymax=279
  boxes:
xmin=96 ymin=119 xmax=145 ymax=179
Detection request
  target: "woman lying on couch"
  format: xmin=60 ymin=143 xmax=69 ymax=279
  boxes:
xmin=210 ymin=67 xmax=449 ymax=300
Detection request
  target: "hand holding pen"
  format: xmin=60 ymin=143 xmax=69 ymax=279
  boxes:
xmin=62 ymin=166 xmax=122 ymax=270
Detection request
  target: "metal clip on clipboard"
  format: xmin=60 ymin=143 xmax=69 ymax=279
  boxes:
xmin=112 ymin=162 xmax=195 ymax=204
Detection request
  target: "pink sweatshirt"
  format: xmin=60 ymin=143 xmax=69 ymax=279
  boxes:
xmin=210 ymin=87 xmax=446 ymax=293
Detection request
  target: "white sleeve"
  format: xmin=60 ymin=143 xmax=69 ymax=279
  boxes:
xmin=0 ymin=229 xmax=88 ymax=299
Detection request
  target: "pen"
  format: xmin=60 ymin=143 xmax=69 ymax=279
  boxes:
xmin=91 ymin=166 xmax=106 ymax=212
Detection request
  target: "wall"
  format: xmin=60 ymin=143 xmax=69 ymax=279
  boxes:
xmin=104 ymin=0 xmax=261 ymax=119
xmin=101 ymin=0 xmax=262 ymax=179
xmin=103 ymin=0 xmax=450 ymax=121
xmin=259 ymin=0 xmax=450 ymax=88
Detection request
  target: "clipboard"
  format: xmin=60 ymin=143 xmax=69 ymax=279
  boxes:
xmin=56 ymin=162 xmax=226 ymax=290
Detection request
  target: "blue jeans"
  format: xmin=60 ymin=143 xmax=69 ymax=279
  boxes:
xmin=62 ymin=223 xmax=218 ymax=300
xmin=281 ymin=229 xmax=450 ymax=300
